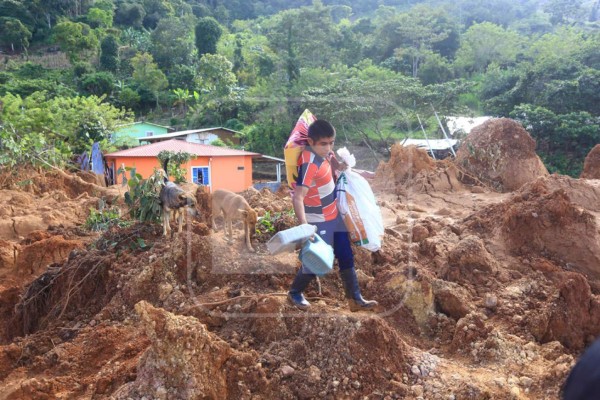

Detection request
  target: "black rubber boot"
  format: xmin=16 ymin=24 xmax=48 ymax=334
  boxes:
xmin=288 ymin=269 xmax=316 ymax=310
xmin=339 ymin=268 xmax=378 ymax=312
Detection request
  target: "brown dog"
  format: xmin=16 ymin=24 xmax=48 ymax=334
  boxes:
xmin=211 ymin=189 xmax=258 ymax=252
xmin=160 ymin=182 xmax=198 ymax=236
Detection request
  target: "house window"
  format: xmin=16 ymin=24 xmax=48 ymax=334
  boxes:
xmin=237 ymin=166 xmax=244 ymax=170
xmin=192 ymin=167 xmax=210 ymax=185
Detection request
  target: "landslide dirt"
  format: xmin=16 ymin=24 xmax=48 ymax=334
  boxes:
xmin=581 ymin=144 xmax=600 ymax=179
xmin=0 ymin=151 xmax=598 ymax=399
xmin=455 ymin=118 xmax=548 ymax=192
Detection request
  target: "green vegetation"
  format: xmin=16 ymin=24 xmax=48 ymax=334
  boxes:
xmin=85 ymin=198 xmax=132 ymax=232
xmin=0 ymin=0 xmax=599 ymax=176
xmin=157 ymin=150 xmax=195 ymax=183
xmin=120 ymin=167 xmax=164 ymax=222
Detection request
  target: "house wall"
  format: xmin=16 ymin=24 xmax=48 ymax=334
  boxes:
xmin=210 ymin=128 xmax=241 ymax=145
xmin=186 ymin=133 xmax=218 ymax=145
xmin=199 ymin=156 xmax=253 ymax=192
xmin=106 ymin=155 xmax=253 ymax=193
xmin=113 ymin=123 xmax=169 ymax=140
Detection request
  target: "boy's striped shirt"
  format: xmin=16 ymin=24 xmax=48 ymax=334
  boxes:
xmin=296 ymin=148 xmax=338 ymax=223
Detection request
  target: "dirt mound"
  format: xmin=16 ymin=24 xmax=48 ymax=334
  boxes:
xmin=504 ymin=189 xmax=600 ymax=283
xmin=76 ymin=171 xmax=106 ymax=187
xmin=444 ymin=235 xmax=499 ymax=286
xmin=522 ymin=174 xmax=600 ymax=212
xmin=15 ymin=234 xmax=84 ymax=276
xmin=374 ymin=144 xmax=464 ymax=193
xmin=0 ymin=188 xmax=102 ymax=240
xmin=464 ymin=176 xmax=600 ymax=286
xmin=528 ymin=271 xmax=600 ymax=350
xmin=581 ymin=144 xmax=600 ymax=179
xmin=113 ymin=301 xmax=245 ymax=399
xmin=0 ymin=240 xmax=19 ymax=271
xmin=241 ymin=186 xmax=293 ymax=214
xmin=455 ymin=118 xmax=548 ymax=192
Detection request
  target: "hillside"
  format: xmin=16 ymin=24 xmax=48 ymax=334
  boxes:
xmin=2 ymin=0 xmax=599 ymax=179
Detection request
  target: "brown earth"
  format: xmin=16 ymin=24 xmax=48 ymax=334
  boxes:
xmin=455 ymin=118 xmax=548 ymax=192
xmin=581 ymin=144 xmax=600 ymax=179
xmin=373 ymin=144 xmax=464 ymax=194
xmin=0 ymin=136 xmax=598 ymax=400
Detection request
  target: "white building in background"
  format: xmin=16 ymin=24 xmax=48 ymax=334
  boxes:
xmin=445 ymin=116 xmax=492 ymax=136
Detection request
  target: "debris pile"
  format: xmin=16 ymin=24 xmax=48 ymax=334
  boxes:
xmin=374 ymin=144 xmax=463 ymax=194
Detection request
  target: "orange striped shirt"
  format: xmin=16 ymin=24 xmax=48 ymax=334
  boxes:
xmin=296 ymin=149 xmax=338 ymax=223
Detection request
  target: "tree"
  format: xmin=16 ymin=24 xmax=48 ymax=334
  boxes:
xmin=168 ymin=64 xmax=197 ymax=91
xmin=262 ymin=2 xmax=341 ymax=70
xmin=0 ymin=0 xmax=35 ymax=32
xmin=142 ymin=0 xmax=173 ymax=29
xmin=79 ymin=71 xmax=115 ymax=97
xmin=51 ymin=20 xmax=98 ymax=63
xmin=172 ymin=88 xmax=192 ymax=116
xmin=543 ymin=0 xmax=585 ymax=25
xmin=99 ymin=35 xmax=119 ymax=72
xmin=157 ymin=150 xmax=194 ymax=183
xmin=298 ymin=61 xmax=470 ymax=154
xmin=86 ymin=7 xmax=112 ymax=29
xmin=454 ymin=22 xmax=522 ymax=74
xmin=195 ymin=16 xmax=222 ymax=57
xmin=302 ymin=75 xmax=425 ymax=154
xmin=115 ymin=87 xmax=141 ymax=112
xmin=192 ymin=53 xmax=238 ymax=123
xmin=93 ymin=0 xmax=114 ymax=12
xmin=486 ymin=27 xmax=598 ymax=116
xmin=150 ymin=16 xmax=195 ymax=71
xmin=114 ymin=3 xmax=145 ymax=28
xmin=0 ymin=91 xmax=132 ymax=167
xmin=197 ymin=54 xmax=237 ymax=97
xmin=130 ymin=52 xmax=168 ymax=108
xmin=244 ymin=118 xmax=291 ymax=157
xmin=120 ymin=27 xmax=152 ymax=52
xmin=0 ymin=17 xmax=32 ymax=53
xmin=392 ymin=6 xmax=457 ymax=78
xmin=233 ymin=34 xmax=245 ymax=74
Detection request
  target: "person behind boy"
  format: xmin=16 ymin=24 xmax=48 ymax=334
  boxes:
xmin=288 ymin=119 xmax=377 ymax=312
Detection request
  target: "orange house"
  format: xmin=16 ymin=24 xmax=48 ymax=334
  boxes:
xmin=105 ymin=139 xmax=260 ymax=193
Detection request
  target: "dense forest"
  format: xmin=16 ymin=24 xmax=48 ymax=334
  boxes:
xmin=0 ymin=0 xmax=599 ymax=176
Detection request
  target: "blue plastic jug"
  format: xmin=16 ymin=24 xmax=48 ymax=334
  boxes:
xmin=299 ymin=234 xmax=334 ymax=276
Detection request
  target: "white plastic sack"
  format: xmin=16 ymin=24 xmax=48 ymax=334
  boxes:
xmin=266 ymin=224 xmax=316 ymax=255
xmin=335 ymin=148 xmax=384 ymax=252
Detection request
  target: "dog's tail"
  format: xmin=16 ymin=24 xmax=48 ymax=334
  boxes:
xmin=161 ymin=158 xmax=169 ymax=183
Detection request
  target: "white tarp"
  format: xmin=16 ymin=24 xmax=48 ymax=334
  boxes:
xmin=401 ymin=138 xmax=458 ymax=150
xmin=445 ymin=116 xmax=492 ymax=136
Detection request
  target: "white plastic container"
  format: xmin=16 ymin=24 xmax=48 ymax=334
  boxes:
xmin=300 ymin=234 xmax=334 ymax=276
xmin=266 ymin=224 xmax=317 ymax=255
